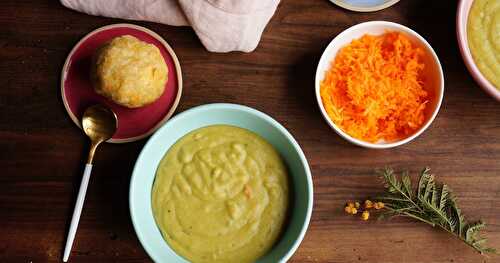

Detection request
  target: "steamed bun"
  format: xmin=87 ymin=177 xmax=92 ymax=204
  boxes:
xmin=91 ymin=35 xmax=168 ymax=108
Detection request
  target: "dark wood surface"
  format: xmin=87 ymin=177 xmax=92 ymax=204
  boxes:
xmin=1 ymin=0 xmax=499 ymax=262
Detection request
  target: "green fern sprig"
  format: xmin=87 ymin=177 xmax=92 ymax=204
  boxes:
xmin=376 ymin=167 xmax=496 ymax=254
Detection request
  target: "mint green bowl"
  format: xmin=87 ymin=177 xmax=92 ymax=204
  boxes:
xmin=130 ymin=103 xmax=313 ymax=263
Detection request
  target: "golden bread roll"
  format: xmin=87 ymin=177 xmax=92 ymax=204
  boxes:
xmin=91 ymin=35 xmax=168 ymax=108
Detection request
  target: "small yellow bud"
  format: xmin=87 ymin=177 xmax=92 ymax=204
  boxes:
xmin=375 ymin=202 xmax=384 ymax=210
xmin=354 ymin=202 xmax=360 ymax=208
xmin=347 ymin=202 xmax=355 ymax=208
xmin=364 ymin=200 xmax=373 ymax=209
xmin=351 ymin=207 xmax=358 ymax=214
xmin=374 ymin=202 xmax=379 ymax=209
xmin=344 ymin=206 xmax=353 ymax=214
xmin=361 ymin=211 xmax=370 ymax=220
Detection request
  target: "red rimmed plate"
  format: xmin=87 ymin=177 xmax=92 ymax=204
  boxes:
xmin=61 ymin=23 xmax=182 ymax=143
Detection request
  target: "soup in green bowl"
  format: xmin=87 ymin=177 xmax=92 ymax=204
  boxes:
xmin=129 ymin=103 xmax=313 ymax=263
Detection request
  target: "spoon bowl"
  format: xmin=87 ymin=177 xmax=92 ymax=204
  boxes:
xmin=82 ymin=105 xmax=117 ymax=163
xmin=82 ymin=105 xmax=118 ymax=143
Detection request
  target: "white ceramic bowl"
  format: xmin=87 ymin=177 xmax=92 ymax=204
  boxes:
xmin=315 ymin=21 xmax=444 ymax=149
xmin=457 ymin=0 xmax=500 ymax=101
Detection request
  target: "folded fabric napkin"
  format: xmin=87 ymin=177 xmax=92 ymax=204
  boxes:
xmin=61 ymin=0 xmax=281 ymax=53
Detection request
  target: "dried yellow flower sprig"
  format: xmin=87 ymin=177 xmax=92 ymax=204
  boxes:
xmin=344 ymin=200 xmax=385 ymax=220
xmin=343 ymin=168 xmax=497 ymax=255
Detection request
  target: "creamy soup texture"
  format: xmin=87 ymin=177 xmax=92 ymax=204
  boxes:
xmin=152 ymin=125 xmax=289 ymax=263
xmin=467 ymin=0 xmax=500 ymax=89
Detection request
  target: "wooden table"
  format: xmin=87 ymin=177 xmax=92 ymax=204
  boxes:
xmin=1 ymin=0 xmax=499 ymax=262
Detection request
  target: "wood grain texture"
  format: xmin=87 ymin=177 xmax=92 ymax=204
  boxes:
xmin=1 ymin=0 xmax=499 ymax=262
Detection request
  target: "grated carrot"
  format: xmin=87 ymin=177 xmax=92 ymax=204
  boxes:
xmin=320 ymin=32 xmax=429 ymax=143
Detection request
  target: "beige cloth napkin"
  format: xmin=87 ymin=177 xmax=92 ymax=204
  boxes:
xmin=61 ymin=0 xmax=280 ymax=52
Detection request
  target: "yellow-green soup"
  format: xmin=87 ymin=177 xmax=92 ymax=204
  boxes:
xmin=467 ymin=0 xmax=500 ymax=90
xmin=152 ymin=125 xmax=289 ymax=263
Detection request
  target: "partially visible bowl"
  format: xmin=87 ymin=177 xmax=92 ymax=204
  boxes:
xmin=129 ymin=103 xmax=313 ymax=262
xmin=329 ymin=0 xmax=400 ymax=12
xmin=457 ymin=0 xmax=500 ymax=101
xmin=315 ymin=21 xmax=444 ymax=149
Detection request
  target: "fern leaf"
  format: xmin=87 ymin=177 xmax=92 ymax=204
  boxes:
xmin=439 ymin=184 xmax=449 ymax=211
xmin=422 ymin=174 xmax=435 ymax=201
xmin=465 ymin=221 xmax=485 ymax=242
xmin=417 ymin=167 xmax=431 ymax=196
xmin=383 ymin=168 xmax=404 ymax=195
xmin=383 ymin=203 xmax=420 ymax=213
xmin=377 ymin=167 xmax=496 ymax=254
xmin=449 ymin=196 xmax=465 ymax=236
xmin=431 ymin=184 xmax=439 ymax=207
xmin=376 ymin=196 xmax=413 ymax=203
xmin=418 ymin=195 xmax=451 ymax=228
xmin=480 ymin=247 xmax=497 ymax=254
xmin=402 ymin=171 xmax=412 ymax=199
xmin=417 ymin=172 xmax=427 ymax=196
xmin=472 ymin=238 xmax=487 ymax=247
xmin=378 ymin=168 xmax=423 ymax=214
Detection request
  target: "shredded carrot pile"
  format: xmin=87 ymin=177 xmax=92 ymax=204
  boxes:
xmin=320 ymin=32 xmax=429 ymax=142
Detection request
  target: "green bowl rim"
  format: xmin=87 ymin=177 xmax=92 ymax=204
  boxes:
xmin=129 ymin=103 xmax=314 ymax=262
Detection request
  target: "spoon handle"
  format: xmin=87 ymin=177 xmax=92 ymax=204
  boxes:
xmin=63 ymin=164 xmax=93 ymax=262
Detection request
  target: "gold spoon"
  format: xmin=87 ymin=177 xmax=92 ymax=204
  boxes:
xmin=63 ymin=105 xmax=117 ymax=262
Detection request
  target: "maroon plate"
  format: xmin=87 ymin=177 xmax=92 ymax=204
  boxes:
xmin=61 ymin=24 xmax=182 ymax=143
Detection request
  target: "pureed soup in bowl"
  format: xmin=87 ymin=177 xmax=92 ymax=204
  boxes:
xmin=467 ymin=0 xmax=500 ymax=90
xmin=457 ymin=0 xmax=500 ymax=101
xmin=130 ymin=103 xmax=312 ymax=263
xmin=152 ymin=125 xmax=289 ymax=262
